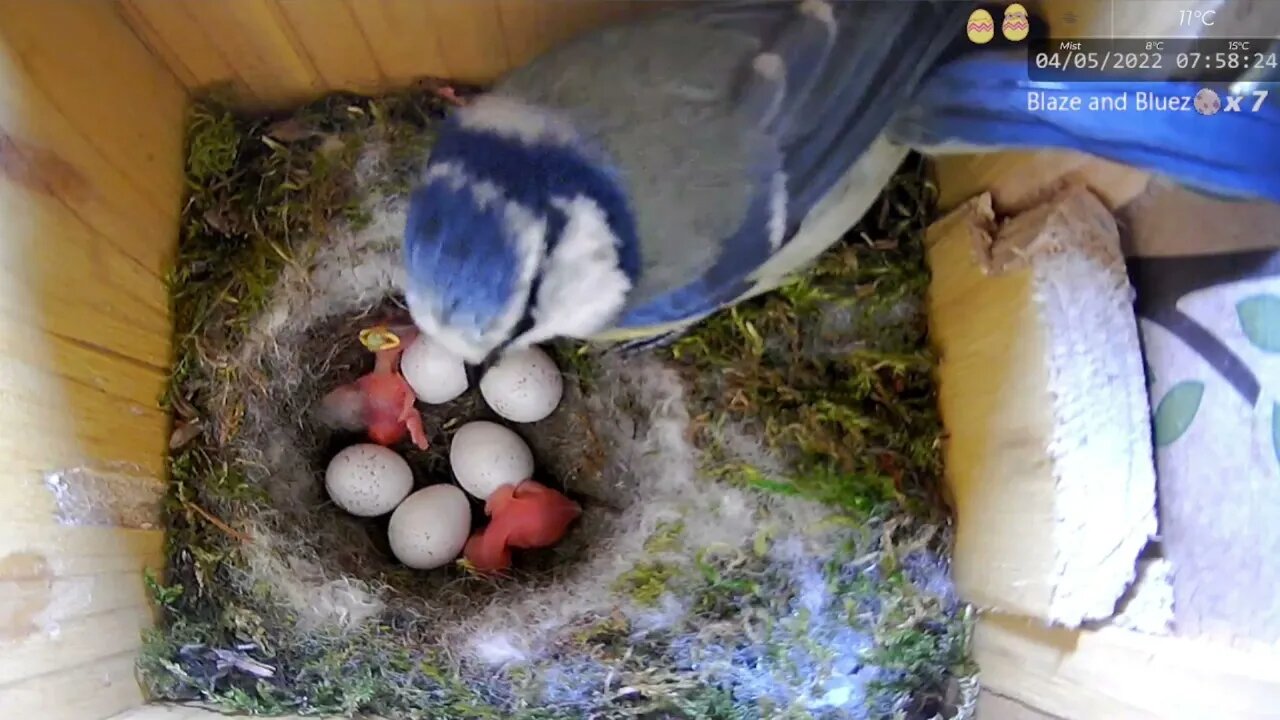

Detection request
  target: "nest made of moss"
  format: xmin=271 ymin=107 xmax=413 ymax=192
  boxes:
xmin=139 ymin=87 xmax=977 ymax=720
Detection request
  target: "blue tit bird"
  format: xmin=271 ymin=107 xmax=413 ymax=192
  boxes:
xmin=401 ymin=0 xmax=1280 ymax=370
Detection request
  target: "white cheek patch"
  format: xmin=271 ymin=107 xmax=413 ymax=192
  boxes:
xmin=455 ymin=95 xmax=582 ymax=149
xmin=422 ymin=161 xmax=468 ymax=188
xmin=499 ymin=200 xmax=550 ymax=336
xmin=515 ymin=195 xmax=632 ymax=345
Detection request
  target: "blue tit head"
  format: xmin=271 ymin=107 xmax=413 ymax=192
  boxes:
xmin=401 ymin=95 xmax=643 ymax=366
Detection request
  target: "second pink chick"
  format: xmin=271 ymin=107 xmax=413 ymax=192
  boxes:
xmin=463 ymin=480 xmax=582 ymax=574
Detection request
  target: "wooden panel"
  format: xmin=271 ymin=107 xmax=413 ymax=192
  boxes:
xmin=117 ymin=1 xmax=234 ymax=91
xmin=497 ymin=0 xmax=638 ymax=67
xmin=2 ymin=651 xmax=148 ymax=720
xmin=0 ymin=3 xmax=183 ymax=718
xmin=978 ymin=690 xmax=1062 ymax=720
xmin=932 ymin=151 xmax=1150 ymax=215
xmin=0 ymin=526 xmax=164 ymax=716
xmin=276 ymin=0 xmax=385 ymax=92
xmin=0 ymin=349 xmax=168 ymax=476
xmin=0 ymin=187 xmax=172 ymax=492
xmin=345 ymin=0 xmax=452 ymax=84
xmin=423 ymin=0 xmax=511 ymax=83
xmin=975 ymin=613 xmax=1280 ymax=720
xmin=118 ymin=0 xmax=667 ymax=107
xmin=925 ymin=203 xmax=1057 ymax=616
xmin=0 ymin=1 xmax=186 ymax=271
xmin=0 ymin=525 xmax=166 ymax=578
xmin=171 ymin=0 xmax=322 ymax=106
xmin=0 ymin=528 xmax=162 ymax=720
xmin=0 ymin=604 xmax=154 ymax=687
xmin=925 ymin=187 xmax=1156 ymax=625
xmin=0 ymin=189 xmax=170 ymax=357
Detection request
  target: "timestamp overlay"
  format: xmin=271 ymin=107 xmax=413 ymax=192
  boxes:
xmin=1028 ymin=37 xmax=1278 ymax=81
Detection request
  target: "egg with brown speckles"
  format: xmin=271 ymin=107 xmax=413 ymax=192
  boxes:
xmin=479 ymin=345 xmax=564 ymax=423
xmin=387 ymin=484 xmax=472 ymax=569
xmin=324 ymin=443 xmax=413 ymax=516
xmin=448 ymin=420 xmax=535 ymax=501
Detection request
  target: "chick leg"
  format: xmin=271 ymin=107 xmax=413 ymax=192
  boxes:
xmin=397 ymin=384 xmax=430 ymax=450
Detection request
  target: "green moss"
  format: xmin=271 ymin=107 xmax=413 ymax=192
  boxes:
xmin=184 ymin=106 xmax=241 ymax=183
xmin=549 ymin=340 xmax=603 ymax=394
xmin=656 ymin=685 xmax=748 ymax=720
xmin=614 ymin=560 xmax=681 ymax=607
xmin=645 ymin=520 xmax=687 ymax=553
xmin=668 ymin=156 xmax=971 ymax=715
xmin=670 ymin=158 xmax=943 ymax=521
xmin=142 ymin=88 xmax=471 ymax=718
xmin=571 ymin=613 xmax=632 ymax=648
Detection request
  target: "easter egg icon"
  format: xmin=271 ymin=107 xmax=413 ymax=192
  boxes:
xmin=1002 ymin=3 xmax=1030 ymax=42
xmin=1194 ymin=88 xmax=1221 ymax=116
xmin=967 ymin=9 xmax=995 ymax=44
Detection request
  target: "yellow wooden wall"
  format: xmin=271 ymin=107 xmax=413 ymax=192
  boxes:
xmin=117 ymin=0 xmax=659 ymax=107
xmin=0 ymin=1 xmax=188 ymax=719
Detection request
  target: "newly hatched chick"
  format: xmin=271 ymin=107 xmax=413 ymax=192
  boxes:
xmin=464 ymin=479 xmax=582 ymax=573
xmin=319 ymin=325 xmax=430 ymax=450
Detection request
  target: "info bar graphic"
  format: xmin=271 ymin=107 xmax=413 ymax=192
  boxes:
xmin=1027 ymin=37 xmax=1279 ymax=82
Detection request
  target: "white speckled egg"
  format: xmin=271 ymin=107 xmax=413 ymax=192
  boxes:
xmin=324 ymin=443 xmax=413 ymax=517
xmin=479 ymin=345 xmax=563 ymax=422
xmin=387 ymin=484 xmax=472 ymax=569
xmin=400 ymin=333 xmax=469 ymax=404
xmin=448 ymin=420 xmax=535 ymax=500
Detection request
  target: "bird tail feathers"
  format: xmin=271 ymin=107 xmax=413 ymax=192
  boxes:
xmin=888 ymin=51 xmax=1280 ymax=203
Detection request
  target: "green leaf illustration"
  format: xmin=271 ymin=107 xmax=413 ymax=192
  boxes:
xmin=1153 ymin=381 xmax=1205 ymax=447
xmin=1236 ymin=294 xmax=1280 ymax=353
xmin=1273 ymin=403 xmax=1280 ymax=467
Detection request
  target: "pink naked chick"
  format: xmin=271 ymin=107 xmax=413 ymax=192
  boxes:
xmin=463 ymin=480 xmax=582 ymax=574
xmin=318 ymin=324 xmax=429 ymax=450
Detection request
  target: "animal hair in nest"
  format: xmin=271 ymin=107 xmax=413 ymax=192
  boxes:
xmin=143 ymin=88 xmax=974 ymax=720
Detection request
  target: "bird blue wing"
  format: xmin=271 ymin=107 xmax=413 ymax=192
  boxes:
xmin=614 ymin=1 xmax=971 ymax=330
xmin=887 ymin=51 xmax=1280 ymax=203
xmin=767 ymin=2 xmax=971 ymax=230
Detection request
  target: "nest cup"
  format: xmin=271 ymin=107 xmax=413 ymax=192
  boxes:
xmin=178 ymin=147 xmax=791 ymax=707
xmin=310 ymin=305 xmax=618 ymax=591
xmin=148 ymin=93 xmax=972 ymax=719
xmin=224 ymin=224 xmax=642 ymax=625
